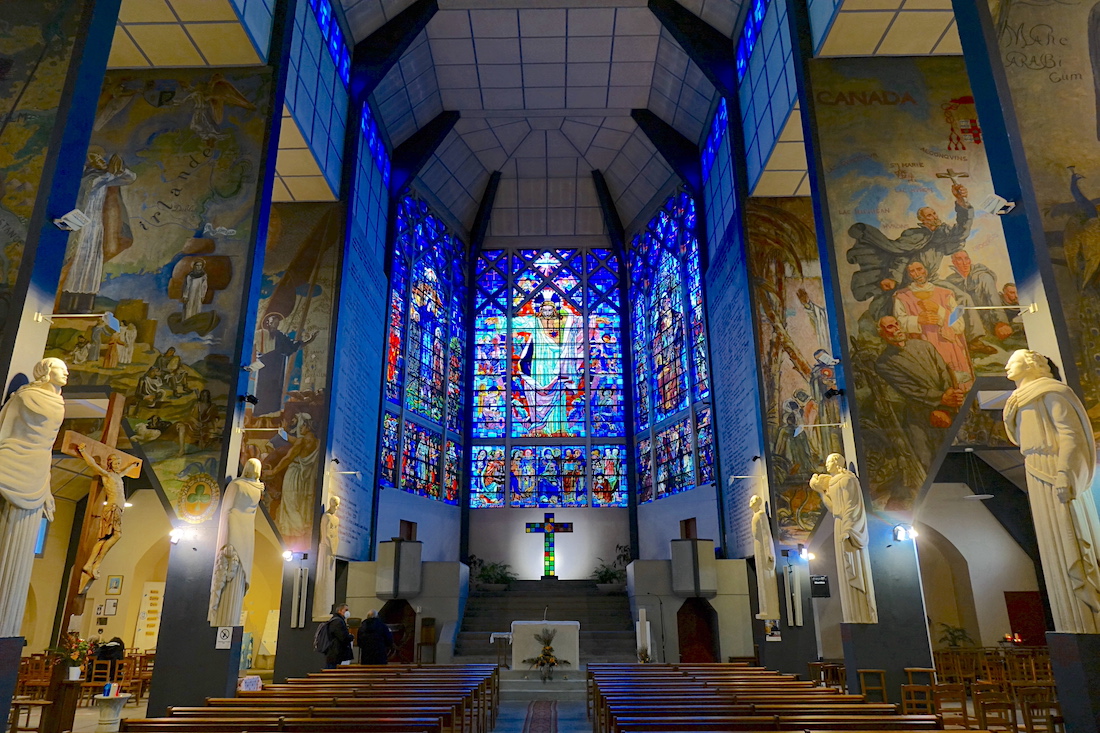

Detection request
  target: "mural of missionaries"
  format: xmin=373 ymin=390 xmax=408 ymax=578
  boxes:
xmin=797 ymin=288 xmax=831 ymax=351
xmin=118 ymin=321 xmax=138 ymax=364
xmin=181 ymin=259 xmax=209 ymax=321
xmin=178 ymin=389 xmax=219 ymax=456
xmin=874 ymin=316 xmax=965 ymax=466
xmin=944 ymin=249 xmax=1012 ymax=349
xmin=269 ymin=412 xmax=320 ymax=540
xmin=893 ymin=261 xmax=973 ymax=387
xmin=253 ymin=313 xmax=316 ymax=417
xmin=846 ymin=183 xmax=973 ymax=322
xmin=89 ymin=318 xmax=109 ymax=363
xmin=809 ymin=349 xmax=844 ymax=455
xmin=57 ymin=152 xmax=136 ymax=313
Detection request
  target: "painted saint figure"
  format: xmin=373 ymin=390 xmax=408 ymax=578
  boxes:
xmin=270 ymin=412 xmax=320 ymax=540
xmin=181 ymin=259 xmax=209 ymax=321
xmin=750 ymin=494 xmax=781 ymax=620
xmin=511 ymin=292 xmax=583 ymax=437
xmin=253 ymin=313 xmax=317 ymax=416
xmin=58 ymin=153 xmax=136 ymax=313
xmin=0 ymin=358 xmax=66 ymax=637
xmin=209 ymin=458 xmax=264 ymax=627
xmin=810 ymin=454 xmax=878 ymax=624
xmin=893 ymin=261 xmax=972 ymax=387
xmin=1003 ymin=350 xmax=1100 ymax=633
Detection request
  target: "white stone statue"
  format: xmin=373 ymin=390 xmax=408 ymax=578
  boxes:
xmin=312 ymin=495 xmax=340 ymax=621
xmin=209 ymin=458 xmax=264 ymax=627
xmin=1004 ymin=349 xmax=1100 ymax=633
xmin=749 ymin=494 xmax=781 ymax=620
xmin=810 ymin=453 xmax=879 ymax=624
xmin=0 ymin=358 xmax=67 ymax=638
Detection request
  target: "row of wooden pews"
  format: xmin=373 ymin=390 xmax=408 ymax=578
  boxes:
xmin=587 ymin=662 xmax=989 ymax=733
xmin=119 ymin=663 xmax=498 ymax=733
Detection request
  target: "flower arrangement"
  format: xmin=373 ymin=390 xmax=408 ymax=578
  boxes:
xmin=637 ymin=646 xmax=651 ymax=664
xmin=48 ymin=632 xmax=95 ymax=667
xmin=522 ymin=628 xmax=570 ymax=682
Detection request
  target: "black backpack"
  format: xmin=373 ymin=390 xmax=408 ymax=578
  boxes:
xmin=313 ymin=620 xmax=332 ymax=654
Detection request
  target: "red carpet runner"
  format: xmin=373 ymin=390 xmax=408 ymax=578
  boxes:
xmin=521 ymin=700 xmax=557 ymax=733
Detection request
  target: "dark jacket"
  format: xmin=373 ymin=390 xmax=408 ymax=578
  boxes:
xmin=325 ymin=614 xmax=354 ymax=665
xmin=96 ymin=639 xmax=126 ymax=679
xmin=356 ymin=617 xmax=394 ymax=665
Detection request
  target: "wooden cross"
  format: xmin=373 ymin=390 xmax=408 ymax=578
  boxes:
xmin=59 ymin=393 xmax=138 ymax=626
xmin=525 ymin=513 xmax=573 ymax=578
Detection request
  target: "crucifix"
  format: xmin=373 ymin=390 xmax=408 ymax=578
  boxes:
xmin=525 ymin=512 xmax=573 ymax=578
xmin=59 ymin=393 xmax=142 ymax=624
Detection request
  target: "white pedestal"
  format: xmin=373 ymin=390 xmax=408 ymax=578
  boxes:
xmin=93 ymin=694 xmax=131 ymax=733
xmin=511 ymin=620 xmax=580 ymax=671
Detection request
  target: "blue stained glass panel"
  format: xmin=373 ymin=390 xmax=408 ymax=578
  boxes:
xmin=470 ymin=447 xmax=506 ymax=507
xmin=444 ymin=440 xmax=461 ymax=505
xmin=654 ymin=417 xmax=694 ymax=501
xmin=637 ymin=436 xmax=654 ymax=504
xmin=697 ymin=405 xmax=715 ymax=485
xmin=510 ymin=445 xmax=587 ymax=507
xmin=590 ymin=445 xmax=627 ymax=507
xmin=400 ymin=420 xmax=443 ymax=501
xmin=379 ymin=412 xmax=400 ymax=488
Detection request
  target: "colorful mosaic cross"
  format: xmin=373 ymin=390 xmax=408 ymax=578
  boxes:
xmin=525 ymin=512 xmax=573 ymax=577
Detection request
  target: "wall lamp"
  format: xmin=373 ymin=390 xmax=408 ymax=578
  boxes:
xmin=283 ymin=551 xmax=309 ymax=562
xmin=169 ymin=527 xmax=198 ymax=544
xmin=798 ymin=543 xmax=815 ymax=560
xmin=893 ymin=524 xmax=918 ymax=541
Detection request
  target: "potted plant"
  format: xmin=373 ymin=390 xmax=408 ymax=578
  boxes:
xmin=937 ymin=622 xmax=975 ymax=648
xmin=591 ymin=543 xmax=630 ymax=593
xmin=49 ymin=632 xmax=94 ymax=680
xmin=476 ymin=561 xmax=517 ymax=591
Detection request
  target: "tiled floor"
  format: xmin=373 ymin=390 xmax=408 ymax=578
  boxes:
xmin=11 ymin=698 xmax=149 ymax=733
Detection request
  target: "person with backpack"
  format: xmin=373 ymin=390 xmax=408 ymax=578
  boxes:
xmin=315 ymin=602 xmax=353 ymax=668
xmin=356 ymin=609 xmax=394 ymax=665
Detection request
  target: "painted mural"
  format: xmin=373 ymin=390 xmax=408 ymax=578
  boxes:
xmin=239 ymin=203 xmax=341 ymax=550
xmin=0 ymin=0 xmax=86 ymax=332
xmin=810 ymin=57 xmax=1021 ymax=511
xmin=45 ymin=68 xmax=271 ymax=518
xmin=991 ymin=0 xmax=1100 ymax=430
xmin=745 ymin=197 xmax=835 ymax=545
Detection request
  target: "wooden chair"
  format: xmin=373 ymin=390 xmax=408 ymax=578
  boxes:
xmin=857 ymin=669 xmax=888 ymax=703
xmin=905 ymin=667 xmax=937 ymax=686
xmin=1023 ymin=700 xmax=1064 ymax=733
xmin=807 ymin=661 xmax=827 ymax=687
xmin=80 ymin=660 xmax=113 ymax=706
xmin=932 ymin=683 xmax=969 ymax=729
xmin=20 ymin=657 xmax=52 ymax=700
xmin=7 ymin=698 xmax=52 ymax=733
xmin=822 ymin=663 xmax=845 ymax=691
xmin=900 ymin=684 xmax=934 ymax=714
xmin=979 ymin=699 xmax=1020 ymax=732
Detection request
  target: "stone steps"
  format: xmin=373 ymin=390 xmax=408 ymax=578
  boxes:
xmin=498 ymin=669 xmax=586 ymax=702
xmin=454 ymin=578 xmax=637 ymax=668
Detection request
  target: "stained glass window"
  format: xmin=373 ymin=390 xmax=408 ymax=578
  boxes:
xmin=470 ymin=447 xmax=506 ymax=508
xmin=630 ymin=191 xmax=716 ymax=504
xmin=377 ymin=194 xmax=465 ymax=505
xmin=470 ymin=247 xmax=627 ymax=508
xmin=400 ymin=421 xmax=442 ymax=500
xmin=590 ymin=445 xmax=627 ymax=507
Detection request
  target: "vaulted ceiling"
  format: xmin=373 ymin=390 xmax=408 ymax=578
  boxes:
xmin=342 ymin=0 xmax=741 ymax=237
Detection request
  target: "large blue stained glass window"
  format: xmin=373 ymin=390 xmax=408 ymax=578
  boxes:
xmin=470 ymin=247 xmax=627 ymax=508
xmin=377 ymin=194 xmax=465 ymax=505
xmin=630 ymin=190 xmax=715 ymax=504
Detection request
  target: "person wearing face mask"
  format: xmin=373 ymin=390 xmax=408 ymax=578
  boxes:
xmin=324 ymin=603 xmax=355 ymax=668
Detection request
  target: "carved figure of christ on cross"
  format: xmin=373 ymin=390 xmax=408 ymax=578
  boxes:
xmin=525 ymin=512 xmax=573 ymax=577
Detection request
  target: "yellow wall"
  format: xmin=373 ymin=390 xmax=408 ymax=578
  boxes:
xmin=23 ymin=496 xmax=79 ymax=653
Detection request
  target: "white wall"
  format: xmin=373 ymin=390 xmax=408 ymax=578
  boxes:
xmin=916 ymin=483 xmax=1040 ymax=647
xmin=467 ymin=507 xmax=628 ymax=580
xmin=637 ymin=486 xmax=721 ymax=560
xmin=628 ymin=558 xmax=754 ymax=662
xmin=375 ymin=488 xmax=461 ymax=562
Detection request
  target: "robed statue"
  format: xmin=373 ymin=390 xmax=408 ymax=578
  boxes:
xmin=1004 ymin=349 xmax=1100 ymax=633
xmin=209 ymin=459 xmax=264 ymax=627
xmin=749 ymin=494 xmax=781 ymax=619
xmin=810 ymin=453 xmax=879 ymax=624
xmin=0 ymin=358 xmax=67 ymax=637
xmin=312 ymin=495 xmax=341 ymax=621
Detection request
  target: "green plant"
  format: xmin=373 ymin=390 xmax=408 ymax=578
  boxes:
xmin=476 ymin=560 xmax=517 ymax=585
xmin=591 ymin=543 xmax=631 ymax=583
xmin=937 ymin=622 xmax=975 ymax=648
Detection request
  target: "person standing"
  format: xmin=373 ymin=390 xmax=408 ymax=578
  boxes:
xmin=356 ymin=609 xmax=394 ymax=665
xmin=324 ymin=603 xmax=354 ymax=668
